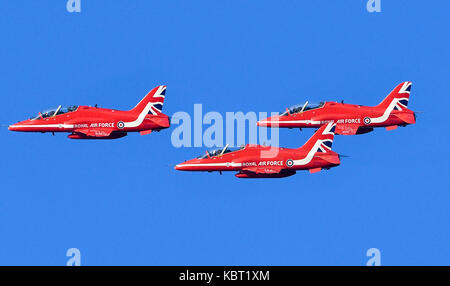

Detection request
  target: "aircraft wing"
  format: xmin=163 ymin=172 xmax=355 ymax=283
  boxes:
xmin=242 ymin=166 xmax=284 ymax=174
xmin=74 ymin=128 xmax=115 ymax=138
xmin=335 ymin=123 xmax=359 ymax=135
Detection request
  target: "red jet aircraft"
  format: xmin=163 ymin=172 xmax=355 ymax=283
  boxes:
xmin=8 ymin=85 xmax=170 ymax=139
xmin=257 ymin=82 xmax=416 ymax=135
xmin=175 ymin=122 xmax=340 ymax=178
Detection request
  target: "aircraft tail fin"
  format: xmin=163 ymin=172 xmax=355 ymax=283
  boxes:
xmin=300 ymin=122 xmax=336 ymax=153
xmin=130 ymin=85 xmax=166 ymax=115
xmin=376 ymin=81 xmax=412 ymax=109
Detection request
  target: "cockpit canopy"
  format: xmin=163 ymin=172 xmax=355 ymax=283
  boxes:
xmin=280 ymin=101 xmax=324 ymax=116
xmin=30 ymin=105 xmax=78 ymax=120
xmin=197 ymin=145 xmax=245 ymax=159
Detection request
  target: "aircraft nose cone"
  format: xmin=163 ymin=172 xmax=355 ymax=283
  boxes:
xmin=8 ymin=120 xmax=33 ymax=132
xmin=175 ymin=162 xmax=189 ymax=171
xmin=257 ymin=118 xmax=270 ymax=127
xmin=8 ymin=124 xmax=18 ymax=131
xmin=175 ymin=159 xmax=200 ymax=171
xmin=258 ymin=116 xmax=278 ymax=127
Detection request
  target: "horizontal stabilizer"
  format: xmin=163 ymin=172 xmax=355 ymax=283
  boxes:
xmin=149 ymin=116 xmax=170 ymax=128
xmin=393 ymin=112 xmax=416 ymax=124
xmin=321 ymin=154 xmax=340 ymax=165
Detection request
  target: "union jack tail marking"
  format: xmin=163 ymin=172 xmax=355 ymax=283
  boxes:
xmin=130 ymin=85 xmax=166 ymax=115
xmin=377 ymin=81 xmax=412 ymax=110
xmin=300 ymin=122 xmax=336 ymax=153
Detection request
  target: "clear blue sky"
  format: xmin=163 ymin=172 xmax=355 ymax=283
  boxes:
xmin=0 ymin=1 xmax=449 ymax=265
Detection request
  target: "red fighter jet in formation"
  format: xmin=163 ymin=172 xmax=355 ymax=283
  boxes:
xmin=257 ymin=82 xmax=416 ymax=135
xmin=175 ymin=122 xmax=340 ymax=178
xmin=8 ymin=85 xmax=170 ymax=139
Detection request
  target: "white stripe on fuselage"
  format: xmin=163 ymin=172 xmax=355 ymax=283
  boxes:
xmin=293 ymin=140 xmax=322 ymax=166
xmin=259 ymin=119 xmax=321 ymax=125
xmin=369 ymin=97 xmax=408 ymax=124
xmin=293 ymin=122 xmax=334 ymax=166
xmin=10 ymin=124 xmax=74 ymax=129
xmin=177 ymin=162 xmax=243 ymax=168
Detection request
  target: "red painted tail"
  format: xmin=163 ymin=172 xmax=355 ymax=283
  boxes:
xmin=376 ymin=81 xmax=412 ymax=109
xmin=299 ymin=122 xmax=336 ymax=153
xmin=130 ymin=85 xmax=166 ymax=115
